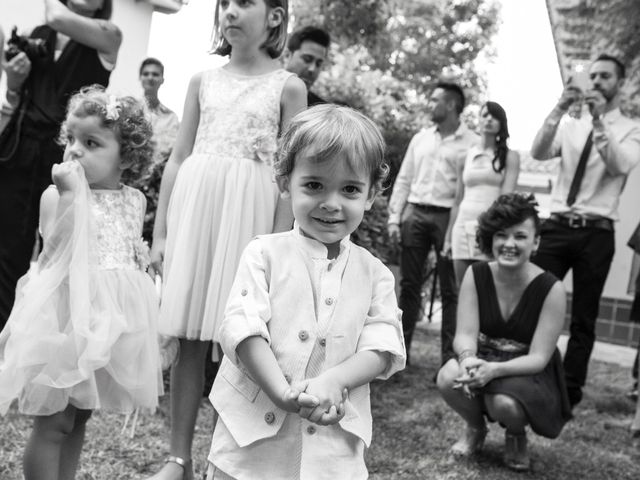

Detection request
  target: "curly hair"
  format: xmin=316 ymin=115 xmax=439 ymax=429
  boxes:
xmin=476 ymin=193 xmax=541 ymax=257
xmin=59 ymin=85 xmax=154 ymax=184
xmin=274 ymin=104 xmax=388 ymax=194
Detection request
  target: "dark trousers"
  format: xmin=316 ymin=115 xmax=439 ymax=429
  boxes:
xmin=532 ymin=219 xmax=615 ymax=398
xmin=632 ymin=291 xmax=640 ymax=383
xmin=399 ymin=204 xmax=457 ymax=363
xmin=633 ymin=343 xmax=639 ymax=384
xmin=0 ymin=133 xmax=62 ymax=328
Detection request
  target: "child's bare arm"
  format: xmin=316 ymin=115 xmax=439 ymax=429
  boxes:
xmin=323 ymin=350 xmax=391 ymax=391
xmin=301 ymin=350 xmax=390 ymax=425
xmin=39 ymin=186 xmax=60 ymax=242
xmin=40 ymin=161 xmax=84 ymax=241
xmin=150 ymin=72 xmax=201 ymax=276
xmin=236 ymin=336 xmax=318 ymax=413
xmin=271 ymin=75 xmax=307 ymax=233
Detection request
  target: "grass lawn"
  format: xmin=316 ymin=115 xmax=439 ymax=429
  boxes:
xmin=1 ymin=322 xmax=639 ymax=479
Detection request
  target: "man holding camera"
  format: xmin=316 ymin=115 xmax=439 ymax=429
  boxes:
xmin=531 ymin=54 xmax=640 ymax=408
xmin=0 ymin=0 xmax=121 ymax=329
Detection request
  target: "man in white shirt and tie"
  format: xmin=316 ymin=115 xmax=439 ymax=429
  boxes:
xmin=531 ymin=54 xmax=640 ymax=408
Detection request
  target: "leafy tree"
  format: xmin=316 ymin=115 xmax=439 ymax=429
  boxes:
xmin=592 ymin=0 xmax=640 ymax=117
xmin=291 ymin=0 xmax=501 ymax=261
xmin=547 ymin=0 xmax=640 ymax=116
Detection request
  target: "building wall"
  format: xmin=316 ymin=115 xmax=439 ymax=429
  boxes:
xmin=1 ymin=0 xmax=155 ymax=97
xmin=609 ymin=161 xmax=640 ymax=299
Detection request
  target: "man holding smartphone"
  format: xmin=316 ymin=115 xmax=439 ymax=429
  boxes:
xmin=530 ymin=54 xmax=640 ymax=408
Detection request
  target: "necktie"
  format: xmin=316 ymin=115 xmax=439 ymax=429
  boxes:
xmin=566 ymin=130 xmax=593 ymax=206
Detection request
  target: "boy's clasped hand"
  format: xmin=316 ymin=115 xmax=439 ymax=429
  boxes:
xmin=280 ymin=376 xmax=349 ymax=426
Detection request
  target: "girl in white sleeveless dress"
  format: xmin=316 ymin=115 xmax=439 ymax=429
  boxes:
xmin=0 ymin=88 xmax=161 ymax=479
xmin=445 ymin=101 xmax=520 ymax=285
xmin=147 ymin=1 xmax=307 ymax=478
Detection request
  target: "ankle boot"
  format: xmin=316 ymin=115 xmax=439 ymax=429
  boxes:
xmin=504 ymin=431 xmax=530 ymax=472
xmin=450 ymin=424 xmax=487 ymax=457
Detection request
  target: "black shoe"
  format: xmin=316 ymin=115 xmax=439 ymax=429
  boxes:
xmin=567 ymin=387 xmax=582 ymax=408
xmin=626 ymin=388 xmax=638 ymax=402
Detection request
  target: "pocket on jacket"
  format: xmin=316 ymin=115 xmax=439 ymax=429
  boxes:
xmin=219 ymin=358 xmax=260 ymax=402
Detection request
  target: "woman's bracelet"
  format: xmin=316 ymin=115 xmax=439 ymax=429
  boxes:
xmin=0 ymin=101 xmax=15 ymax=117
xmin=457 ymin=349 xmax=476 ymax=363
xmin=5 ymin=89 xmax=21 ymax=108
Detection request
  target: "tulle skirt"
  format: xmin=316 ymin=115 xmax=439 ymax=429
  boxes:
xmin=0 ymin=165 xmax=163 ymax=416
xmin=159 ymin=154 xmax=279 ymax=342
xmin=0 ymin=267 xmax=162 ymax=416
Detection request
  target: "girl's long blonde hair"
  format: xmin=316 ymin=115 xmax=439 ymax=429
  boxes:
xmin=210 ymin=0 xmax=288 ymax=58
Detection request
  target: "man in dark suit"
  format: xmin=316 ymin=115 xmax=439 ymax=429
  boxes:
xmin=283 ymin=26 xmax=330 ymax=106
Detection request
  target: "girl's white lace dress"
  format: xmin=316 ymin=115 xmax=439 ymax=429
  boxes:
xmin=0 ymin=172 xmax=162 ymax=415
xmin=159 ymin=67 xmax=293 ymax=342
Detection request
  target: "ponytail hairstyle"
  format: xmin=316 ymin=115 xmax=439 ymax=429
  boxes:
xmin=483 ymin=101 xmax=510 ymax=173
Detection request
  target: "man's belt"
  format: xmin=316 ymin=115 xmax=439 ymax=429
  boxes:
xmin=412 ymin=203 xmax=451 ymax=213
xmin=548 ymin=213 xmax=613 ymax=231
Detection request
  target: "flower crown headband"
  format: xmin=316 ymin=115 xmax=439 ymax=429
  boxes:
xmin=105 ymin=95 xmax=120 ymax=121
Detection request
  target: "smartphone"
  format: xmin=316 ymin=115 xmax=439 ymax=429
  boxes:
xmin=568 ymin=63 xmax=591 ymax=93
xmin=567 ymin=62 xmax=591 ymax=118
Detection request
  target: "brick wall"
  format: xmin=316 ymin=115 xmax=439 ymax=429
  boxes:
xmin=565 ymin=294 xmax=640 ymax=347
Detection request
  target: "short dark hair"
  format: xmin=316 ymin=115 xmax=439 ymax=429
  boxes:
xmin=476 ymin=193 xmax=541 ymax=257
xmin=594 ymin=53 xmax=626 ymax=79
xmin=287 ymin=26 xmax=331 ymax=52
xmin=435 ymin=81 xmax=465 ymax=114
xmin=139 ymin=57 xmax=164 ymax=76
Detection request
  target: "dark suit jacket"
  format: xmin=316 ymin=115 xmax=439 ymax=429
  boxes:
xmin=307 ymin=90 xmax=327 ymax=107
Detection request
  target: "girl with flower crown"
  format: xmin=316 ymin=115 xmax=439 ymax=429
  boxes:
xmin=0 ymin=86 xmax=163 ymax=479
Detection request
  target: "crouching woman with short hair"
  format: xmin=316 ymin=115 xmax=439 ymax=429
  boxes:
xmin=437 ymin=193 xmax=572 ymax=471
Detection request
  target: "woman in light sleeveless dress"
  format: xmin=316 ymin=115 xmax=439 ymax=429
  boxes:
xmin=147 ymin=2 xmax=307 ymax=476
xmin=445 ymin=101 xmax=520 ymax=285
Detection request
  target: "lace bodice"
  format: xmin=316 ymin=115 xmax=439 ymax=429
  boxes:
xmin=92 ymin=186 xmax=148 ymax=271
xmin=192 ymin=68 xmax=292 ymax=164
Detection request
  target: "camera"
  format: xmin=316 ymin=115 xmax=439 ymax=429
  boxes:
xmin=4 ymin=27 xmax=48 ymax=62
